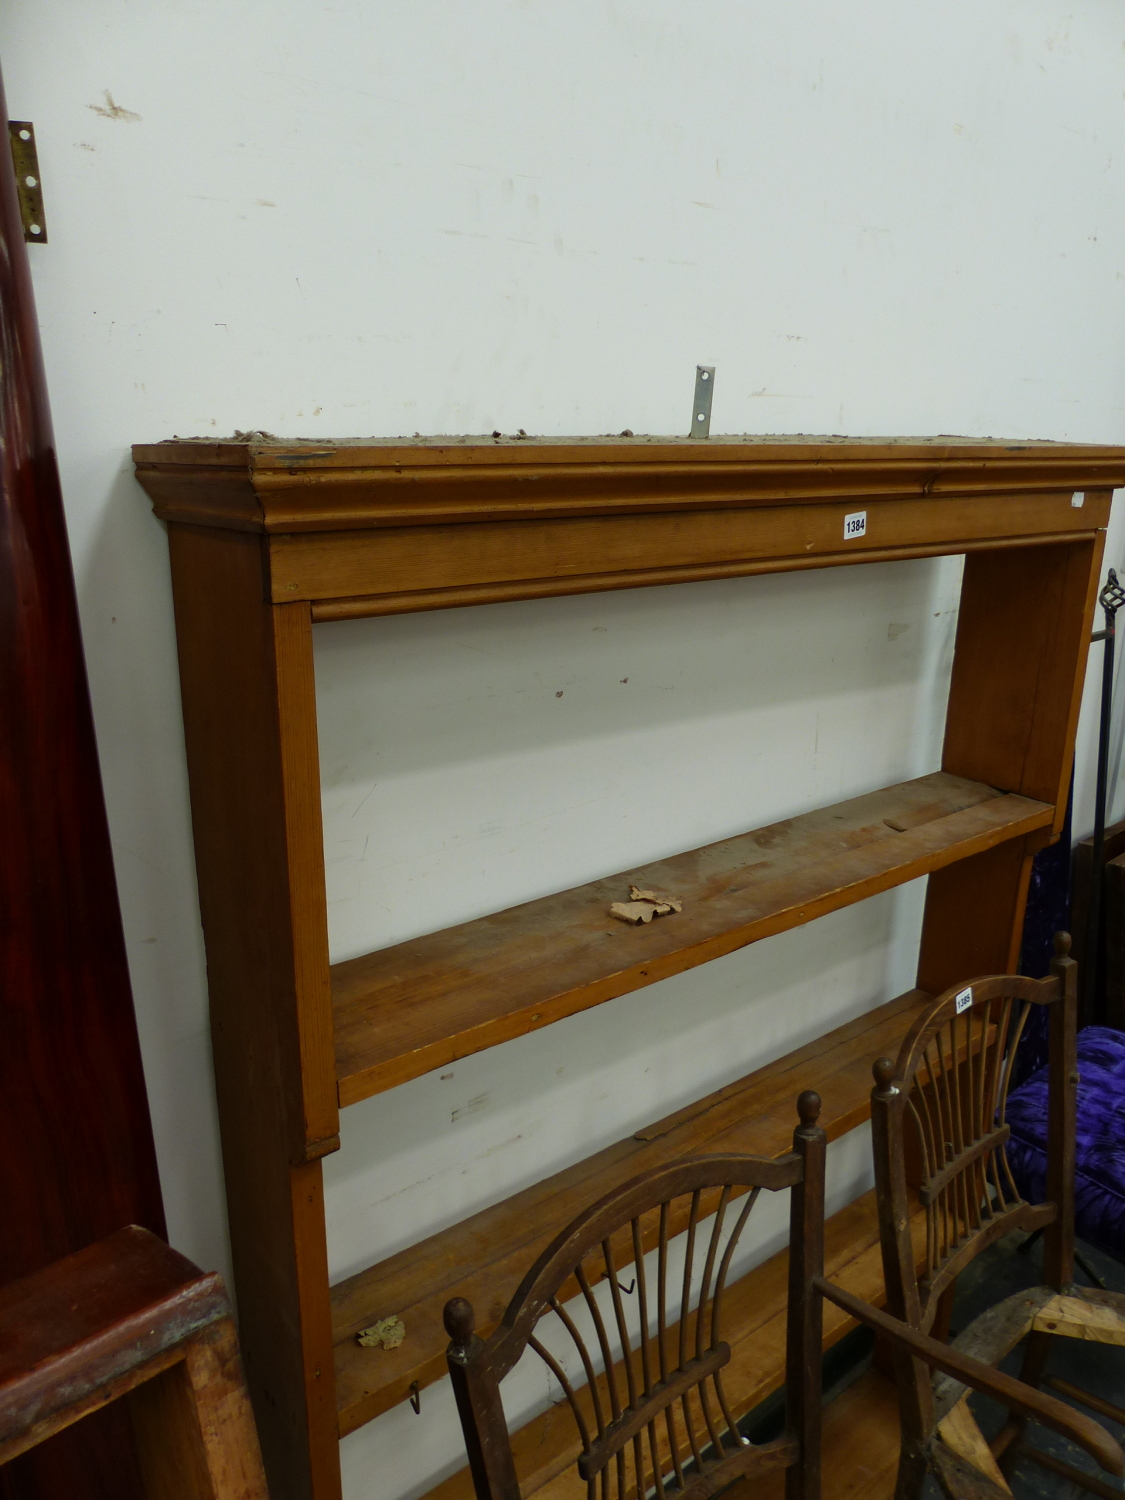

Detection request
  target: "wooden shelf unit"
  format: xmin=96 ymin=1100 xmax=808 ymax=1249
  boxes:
xmin=133 ymin=434 xmax=1125 ymax=1500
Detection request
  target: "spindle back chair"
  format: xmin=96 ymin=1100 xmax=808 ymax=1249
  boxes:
xmin=843 ymin=933 xmax=1125 ymax=1497
xmin=873 ymin=943 xmax=1071 ymax=1344
xmin=443 ymin=1092 xmax=825 ymax=1500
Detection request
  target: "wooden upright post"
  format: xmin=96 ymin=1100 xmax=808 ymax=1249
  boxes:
xmin=166 ymin=525 xmax=340 ymax=1500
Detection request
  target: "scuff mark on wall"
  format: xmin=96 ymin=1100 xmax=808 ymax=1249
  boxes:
xmin=88 ymin=90 xmax=141 ymax=122
xmin=451 ymin=1092 xmax=490 ymax=1123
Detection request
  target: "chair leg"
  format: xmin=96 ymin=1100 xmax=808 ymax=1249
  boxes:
xmin=930 ymin=1283 xmax=956 ymax=1345
xmin=893 ymin=1442 xmax=931 ymax=1500
xmin=995 ymin=1329 xmax=1052 ymax=1482
xmin=127 ymin=1318 xmax=268 ymax=1500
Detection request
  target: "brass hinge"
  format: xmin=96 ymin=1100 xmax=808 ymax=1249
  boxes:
xmin=8 ymin=122 xmax=46 ymax=243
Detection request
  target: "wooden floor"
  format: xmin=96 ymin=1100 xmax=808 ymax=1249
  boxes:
xmin=746 ymin=1368 xmax=903 ymax=1500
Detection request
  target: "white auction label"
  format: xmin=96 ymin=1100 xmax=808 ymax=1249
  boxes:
xmin=955 ymin=986 xmax=973 ymax=1014
xmin=843 ymin=510 xmax=867 ymax=539
xmin=1071 ymin=491 xmax=1085 ymax=508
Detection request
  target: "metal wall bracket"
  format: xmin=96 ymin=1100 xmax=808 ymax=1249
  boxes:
xmin=690 ymin=366 xmax=714 ymax=438
xmin=8 ymin=123 xmax=46 ymax=243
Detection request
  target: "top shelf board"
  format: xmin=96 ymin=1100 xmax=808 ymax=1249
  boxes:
xmin=135 ymin=433 xmax=1125 ymax=534
xmin=134 ymin=435 xmax=1124 ymax=621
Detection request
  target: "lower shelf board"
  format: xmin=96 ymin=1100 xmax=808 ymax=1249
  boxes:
xmin=422 ymin=1191 xmax=923 ymax=1500
xmin=332 ymin=986 xmax=934 ymax=1436
xmin=332 ymin=771 xmax=1051 ymax=1103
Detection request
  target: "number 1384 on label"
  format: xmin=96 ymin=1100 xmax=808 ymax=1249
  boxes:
xmin=843 ymin=510 xmax=867 ymax=539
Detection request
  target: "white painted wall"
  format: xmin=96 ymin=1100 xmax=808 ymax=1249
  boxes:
xmin=3 ymin=4 xmax=1125 ymax=1497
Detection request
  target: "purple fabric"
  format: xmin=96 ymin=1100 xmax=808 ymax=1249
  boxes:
xmin=1006 ymin=1026 xmax=1125 ymax=1257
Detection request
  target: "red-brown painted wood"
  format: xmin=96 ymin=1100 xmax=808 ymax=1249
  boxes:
xmin=0 ymin=59 xmax=165 ymax=1500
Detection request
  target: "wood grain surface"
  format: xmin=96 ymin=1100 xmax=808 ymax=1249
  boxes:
xmin=745 ymin=1367 xmax=903 ymax=1500
xmin=918 ymin=534 xmax=1106 ymax=996
xmin=0 ymin=1228 xmax=220 ymax=1454
xmin=268 ymin=494 xmax=1104 ymax=615
xmin=132 ymin=435 xmax=1125 ymax=537
xmin=333 ymin=773 xmax=1050 ymax=1102
xmin=167 ymin=524 xmax=340 ymax=1500
xmin=0 ymin=1226 xmax=268 ymax=1500
xmin=133 ymin=439 xmax=1121 ymax=620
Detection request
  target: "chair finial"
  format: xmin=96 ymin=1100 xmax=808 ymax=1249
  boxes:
xmin=443 ymin=1296 xmax=475 ymax=1347
xmin=797 ymin=1090 xmax=822 ymax=1126
xmin=873 ymin=1057 xmax=896 ymax=1093
xmin=1054 ymin=930 xmax=1072 ymax=958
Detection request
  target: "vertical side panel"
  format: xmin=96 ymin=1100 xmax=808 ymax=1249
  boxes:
xmin=941 ymin=535 xmax=1104 ymax=822
xmin=920 ymin=535 xmax=1106 ymax=991
xmin=1022 ymin=531 xmax=1106 ymax=824
xmin=917 ymin=840 xmax=1033 ymax=994
xmin=167 ymin=524 xmax=339 ymax=1500
xmin=272 ymin=604 xmax=339 ymax=1153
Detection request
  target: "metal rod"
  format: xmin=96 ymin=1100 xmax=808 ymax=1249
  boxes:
xmin=1083 ymin=568 xmax=1125 ymax=1022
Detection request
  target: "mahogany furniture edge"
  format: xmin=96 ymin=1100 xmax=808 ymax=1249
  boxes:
xmin=0 ymin=1225 xmax=269 ymax=1498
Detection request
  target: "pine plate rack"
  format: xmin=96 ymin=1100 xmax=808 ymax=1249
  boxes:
xmin=133 ymin=434 xmax=1125 ymax=1500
